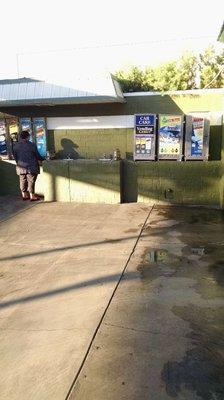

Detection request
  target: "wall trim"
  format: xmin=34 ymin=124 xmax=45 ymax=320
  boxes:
xmin=47 ymin=111 xmax=223 ymax=130
xmin=47 ymin=115 xmax=135 ymax=130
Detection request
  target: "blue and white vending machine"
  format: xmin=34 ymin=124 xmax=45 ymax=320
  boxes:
xmin=134 ymin=114 xmax=157 ymax=161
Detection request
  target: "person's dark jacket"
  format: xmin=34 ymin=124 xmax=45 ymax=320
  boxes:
xmin=13 ymin=140 xmax=44 ymax=175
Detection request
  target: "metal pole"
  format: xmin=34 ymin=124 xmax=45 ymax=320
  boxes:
xmin=16 ymin=53 xmax=20 ymax=78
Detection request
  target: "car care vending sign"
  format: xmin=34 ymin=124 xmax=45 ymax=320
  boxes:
xmin=20 ymin=118 xmax=33 ymax=142
xmin=158 ymin=115 xmax=183 ymax=160
xmin=134 ymin=114 xmax=156 ymax=160
xmin=33 ymin=117 xmax=47 ymax=158
xmin=0 ymin=120 xmax=7 ymax=155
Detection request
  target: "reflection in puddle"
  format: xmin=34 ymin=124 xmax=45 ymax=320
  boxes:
xmin=137 ymin=246 xmax=224 ymax=299
xmin=145 ymin=247 xmax=205 ymax=265
xmin=191 ymin=247 xmax=205 ymax=256
xmin=138 ymin=248 xmax=181 ymax=281
xmin=146 ymin=249 xmax=170 ymax=263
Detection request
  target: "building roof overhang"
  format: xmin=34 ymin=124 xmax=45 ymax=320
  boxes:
xmin=0 ymin=74 xmax=125 ymax=107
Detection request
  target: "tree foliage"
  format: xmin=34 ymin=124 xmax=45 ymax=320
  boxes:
xmin=199 ymin=46 xmax=224 ymax=88
xmin=114 ymin=46 xmax=224 ymax=92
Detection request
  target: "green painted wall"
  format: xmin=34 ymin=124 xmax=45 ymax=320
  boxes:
xmin=48 ymin=125 xmax=221 ymax=162
xmin=48 ymin=128 xmax=131 ymax=160
xmin=0 ymin=90 xmax=223 ymax=208
xmin=0 ymin=158 xmax=223 ymax=208
xmin=123 ymin=160 xmax=223 ymax=207
xmin=0 ymin=160 xmax=121 ymax=204
xmin=2 ymin=90 xmax=223 ymax=118
xmin=44 ymin=91 xmax=224 ymax=161
xmin=36 ymin=160 xmax=121 ymax=203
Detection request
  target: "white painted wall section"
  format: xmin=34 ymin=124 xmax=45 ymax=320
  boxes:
xmin=47 ymin=111 xmax=223 ymax=130
xmin=47 ymin=115 xmax=135 ymax=130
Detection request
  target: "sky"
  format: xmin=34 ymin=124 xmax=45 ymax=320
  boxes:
xmin=0 ymin=0 xmax=223 ymax=86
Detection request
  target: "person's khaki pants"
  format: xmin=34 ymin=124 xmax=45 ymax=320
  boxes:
xmin=19 ymin=174 xmax=37 ymax=194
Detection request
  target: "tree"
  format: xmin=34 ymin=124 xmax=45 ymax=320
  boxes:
xmin=141 ymin=67 xmax=156 ymax=91
xmin=153 ymin=61 xmax=178 ymax=91
xmin=199 ymin=46 xmax=224 ymax=88
xmin=114 ymin=46 xmax=224 ymax=92
xmin=175 ymin=51 xmax=198 ymax=90
xmin=115 ymin=66 xmax=146 ymax=92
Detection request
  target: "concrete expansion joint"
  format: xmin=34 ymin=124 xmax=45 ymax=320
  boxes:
xmin=64 ymin=205 xmax=155 ymax=400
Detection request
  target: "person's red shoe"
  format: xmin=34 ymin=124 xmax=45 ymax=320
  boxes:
xmin=22 ymin=192 xmax=30 ymax=201
xmin=30 ymin=195 xmax=41 ymax=202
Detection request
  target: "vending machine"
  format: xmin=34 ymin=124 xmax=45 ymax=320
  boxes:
xmin=7 ymin=117 xmax=19 ymax=143
xmin=158 ymin=114 xmax=184 ymax=161
xmin=134 ymin=114 xmax=157 ymax=161
xmin=0 ymin=116 xmax=48 ymax=159
xmin=6 ymin=117 xmax=19 ymax=157
xmin=33 ymin=117 xmax=47 ymax=158
xmin=0 ymin=119 xmax=7 ymax=157
xmin=20 ymin=117 xmax=33 ymax=142
xmin=185 ymin=114 xmax=210 ymax=161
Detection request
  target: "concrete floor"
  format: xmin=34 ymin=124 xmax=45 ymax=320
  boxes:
xmin=0 ymin=198 xmax=224 ymax=400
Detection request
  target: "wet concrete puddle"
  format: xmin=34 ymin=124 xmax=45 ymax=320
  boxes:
xmin=137 ymin=207 xmax=224 ymax=399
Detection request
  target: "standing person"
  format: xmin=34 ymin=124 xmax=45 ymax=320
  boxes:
xmin=13 ymin=130 xmax=44 ymax=201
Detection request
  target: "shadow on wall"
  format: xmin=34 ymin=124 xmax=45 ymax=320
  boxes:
xmin=40 ymin=159 xmax=122 ymax=203
xmin=37 ymin=157 xmax=224 ymax=208
xmin=56 ymin=138 xmax=80 ymax=160
xmin=0 ymin=156 xmax=223 ymax=209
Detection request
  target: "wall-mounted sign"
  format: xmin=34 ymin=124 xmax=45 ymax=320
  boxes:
xmin=20 ymin=118 xmax=33 ymax=142
xmin=0 ymin=119 xmax=7 ymax=155
xmin=158 ymin=114 xmax=184 ymax=160
xmin=134 ymin=114 xmax=156 ymax=160
xmin=185 ymin=114 xmax=210 ymax=160
xmin=33 ymin=117 xmax=47 ymax=158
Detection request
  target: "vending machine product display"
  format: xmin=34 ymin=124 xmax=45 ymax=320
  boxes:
xmin=134 ymin=114 xmax=157 ymax=161
xmin=185 ymin=114 xmax=210 ymax=160
xmin=158 ymin=114 xmax=184 ymax=161
xmin=0 ymin=119 xmax=7 ymax=156
xmin=8 ymin=118 xmax=19 ymax=143
xmin=33 ymin=117 xmax=47 ymax=158
xmin=0 ymin=116 xmax=48 ymax=159
xmin=20 ymin=118 xmax=33 ymax=142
